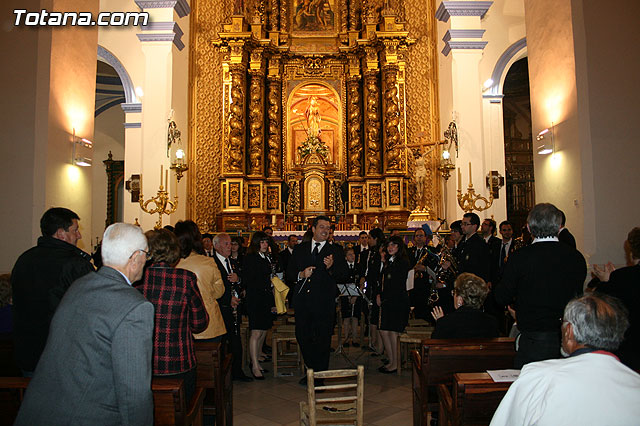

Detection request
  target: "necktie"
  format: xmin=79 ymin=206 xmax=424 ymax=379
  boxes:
xmin=312 ymin=242 xmax=320 ymax=262
xmin=500 ymin=243 xmax=507 ymax=268
xmin=225 ymin=257 xmax=232 ymax=275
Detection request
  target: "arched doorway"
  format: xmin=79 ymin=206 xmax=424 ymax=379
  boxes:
xmin=502 ymin=57 xmax=535 ymax=235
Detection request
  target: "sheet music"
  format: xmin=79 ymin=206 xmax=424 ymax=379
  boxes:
xmin=487 ymin=369 xmax=520 ymax=382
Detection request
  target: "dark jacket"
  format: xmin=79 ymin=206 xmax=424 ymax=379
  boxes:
xmin=457 ymin=233 xmax=491 ymax=282
xmin=431 ymin=306 xmax=500 ymax=339
xmin=11 ymin=236 xmax=94 ymax=371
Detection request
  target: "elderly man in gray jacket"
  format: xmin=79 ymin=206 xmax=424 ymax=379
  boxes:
xmin=15 ymin=223 xmax=154 ymax=426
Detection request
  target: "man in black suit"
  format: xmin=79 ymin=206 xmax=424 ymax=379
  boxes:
xmin=481 ymin=218 xmax=502 ymax=284
xmin=558 ymin=210 xmax=577 ymax=249
xmin=494 ymin=203 xmax=587 ymax=368
xmin=287 ymin=216 xmax=347 ymax=381
xmin=353 ymin=231 xmax=370 ymax=266
xmin=497 ymin=220 xmax=518 ymax=279
xmin=279 ymin=234 xmax=299 ymax=305
xmin=453 ymin=213 xmax=491 ymax=282
xmin=11 ymin=207 xmax=94 ymax=376
xmin=409 ymin=227 xmax=439 ymax=320
xmin=212 ymin=232 xmax=252 ymax=382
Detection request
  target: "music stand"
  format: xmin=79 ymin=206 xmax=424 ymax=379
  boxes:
xmin=335 ymin=283 xmax=362 ymax=367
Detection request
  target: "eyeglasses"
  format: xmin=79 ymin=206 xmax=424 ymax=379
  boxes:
xmin=461 ymin=222 xmax=472 ymax=226
xmin=130 ymin=249 xmax=150 ymax=261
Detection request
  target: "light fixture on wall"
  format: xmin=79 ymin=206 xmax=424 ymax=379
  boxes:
xmin=536 ymin=124 xmax=554 ymax=155
xmin=72 ymin=129 xmax=93 ymax=166
xmin=167 ymin=119 xmax=188 ymax=182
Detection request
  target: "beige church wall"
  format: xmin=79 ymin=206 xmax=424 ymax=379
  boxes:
xmin=0 ymin=0 xmax=99 ymax=272
xmin=92 ymin=106 xmax=125 ymax=245
xmin=525 ymin=0 xmax=640 ymax=266
xmin=0 ymin=0 xmax=45 ymax=273
xmin=525 ymin=0 xmax=584 ymax=251
xmin=436 ymin=0 xmax=526 ymax=226
xmin=169 ymin=11 xmax=190 ymax=225
xmin=571 ymin=0 xmax=640 ymax=266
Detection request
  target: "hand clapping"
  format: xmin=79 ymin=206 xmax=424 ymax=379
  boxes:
xmin=431 ymin=306 xmax=444 ymax=321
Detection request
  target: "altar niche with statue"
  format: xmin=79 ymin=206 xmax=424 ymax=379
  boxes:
xmin=209 ymin=0 xmax=439 ymax=232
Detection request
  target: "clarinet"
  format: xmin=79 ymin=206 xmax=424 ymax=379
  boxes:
xmin=228 ymin=260 xmax=241 ymax=336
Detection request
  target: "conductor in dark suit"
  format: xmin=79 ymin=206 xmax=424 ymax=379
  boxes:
xmin=286 ymin=216 xmax=347 ymax=380
xmin=15 ymin=223 xmax=154 ymax=426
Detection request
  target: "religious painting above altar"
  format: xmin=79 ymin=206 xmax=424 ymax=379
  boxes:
xmin=292 ymin=0 xmax=337 ymax=33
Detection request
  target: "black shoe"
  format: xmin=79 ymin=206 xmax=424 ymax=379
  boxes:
xmin=233 ymin=374 xmax=254 ymax=382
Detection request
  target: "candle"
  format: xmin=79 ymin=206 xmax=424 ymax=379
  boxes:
xmin=139 ymin=173 xmax=143 ymax=193
xmin=165 ymin=170 xmax=168 ymax=190
xmin=468 ymin=162 xmax=472 ymax=186
xmin=353 ymin=214 xmax=358 ymax=224
xmin=272 ymin=214 xmax=276 ymax=224
xmin=160 ymin=165 xmax=163 ymax=185
xmin=457 ymin=168 xmax=461 ymax=191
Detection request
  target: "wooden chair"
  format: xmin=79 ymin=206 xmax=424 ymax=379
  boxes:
xmin=437 ymin=373 xmax=512 ymax=426
xmin=0 ymin=376 xmax=30 ymax=425
xmin=152 ymin=377 xmax=205 ymax=426
xmin=411 ymin=338 xmax=515 ymax=426
xmin=194 ymin=340 xmax=233 ymax=426
xmin=397 ymin=326 xmax=434 ymax=375
xmin=299 ymin=366 xmax=364 ymax=426
xmin=272 ymin=324 xmax=303 ymax=377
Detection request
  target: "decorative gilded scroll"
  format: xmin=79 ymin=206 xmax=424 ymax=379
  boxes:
xmin=227 ymin=65 xmax=246 ymax=174
xmin=266 ymin=186 xmax=280 ymax=209
xmin=347 ymin=78 xmax=363 ymax=176
xmin=229 ymin=182 xmax=241 ymax=206
xmin=351 ymin=185 xmax=364 ymax=209
xmin=383 ymin=65 xmax=403 ymax=172
xmin=248 ymin=73 xmax=265 ymax=175
xmin=267 ymin=78 xmax=281 ymax=177
xmin=389 ymin=181 xmax=401 ymax=205
xmin=248 ymin=184 xmax=261 ymax=208
xmin=364 ymin=72 xmax=381 ymax=175
xmin=369 ymin=183 xmax=382 ymax=208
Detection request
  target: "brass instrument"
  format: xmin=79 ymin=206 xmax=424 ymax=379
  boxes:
xmin=435 ymin=245 xmax=458 ymax=288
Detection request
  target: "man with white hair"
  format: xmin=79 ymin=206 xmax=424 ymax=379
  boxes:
xmin=490 ymin=293 xmax=640 ymax=426
xmin=15 ymin=223 xmax=154 ymax=426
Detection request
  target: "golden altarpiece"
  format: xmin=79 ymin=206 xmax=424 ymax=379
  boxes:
xmin=188 ymin=0 xmax=441 ymax=231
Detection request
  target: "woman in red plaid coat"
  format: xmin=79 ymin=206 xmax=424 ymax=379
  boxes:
xmin=135 ymin=229 xmax=209 ymax=400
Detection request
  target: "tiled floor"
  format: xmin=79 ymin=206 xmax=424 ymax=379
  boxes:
xmin=232 ymin=343 xmax=415 ymax=426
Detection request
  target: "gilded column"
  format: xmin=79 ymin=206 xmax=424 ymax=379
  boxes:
xmin=340 ymin=0 xmax=348 ymax=32
xmin=269 ymin=0 xmax=279 ymax=31
xmin=280 ymin=0 xmax=288 ymax=32
xmin=347 ymin=76 xmax=363 ymax=177
xmin=248 ymin=71 xmax=265 ymax=176
xmin=226 ymin=64 xmax=246 ymax=174
xmin=348 ymin=0 xmax=358 ymax=30
xmin=364 ymin=70 xmax=382 ymax=176
xmin=382 ymin=63 xmax=403 ymax=173
xmin=266 ymin=77 xmax=281 ymax=178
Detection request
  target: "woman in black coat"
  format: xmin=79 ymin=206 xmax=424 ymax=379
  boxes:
xmin=243 ymin=231 xmax=275 ymax=379
xmin=431 ymin=272 xmax=499 ymax=339
xmin=377 ymin=235 xmax=410 ymax=373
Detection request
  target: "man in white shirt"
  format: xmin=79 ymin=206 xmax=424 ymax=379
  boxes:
xmin=491 ymin=293 xmax=640 ymax=426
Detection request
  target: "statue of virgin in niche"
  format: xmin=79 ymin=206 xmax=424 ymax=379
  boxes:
xmin=305 ymin=96 xmax=321 ymax=138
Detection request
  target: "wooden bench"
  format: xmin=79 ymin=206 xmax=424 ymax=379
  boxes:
xmin=0 ymin=376 xmax=205 ymax=426
xmin=411 ymin=338 xmax=515 ymax=426
xmin=194 ymin=340 xmax=233 ymax=426
xmin=0 ymin=377 xmax=30 ymax=425
xmin=397 ymin=326 xmax=434 ymax=375
xmin=437 ymin=373 xmax=512 ymax=426
xmin=152 ymin=377 xmax=205 ymax=426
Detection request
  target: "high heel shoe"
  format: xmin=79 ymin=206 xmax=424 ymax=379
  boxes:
xmin=251 ymin=369 xmax=265 ymax=380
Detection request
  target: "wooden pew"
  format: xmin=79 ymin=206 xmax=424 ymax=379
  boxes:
xmin=411 ymin=338 xmax=515 ymax=426
xmin=0 ymin=376 xmax=205 ymax=426
xmin=0 ymin=377 xmax=30 ymax=425
xmin=437 ymin=373 xmax=512 ymax=426
xmin=152 ymin=378 xmax=205 ymax=426
xmin=194 ymin=340 xmax=233 ymax=426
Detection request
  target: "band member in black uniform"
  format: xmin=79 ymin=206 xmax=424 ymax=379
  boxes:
xmin=354 ymin=231 xmax=370 ymax=266
xmin=455 ymin=213 xmax=491 ymax=282
xmin=286 ymin=216 xmax=347 ymax=382
xmin=279 ymin=234 xmax=299 ymax=307
xmin=409 ymin=226 xmax=440 ymax=321
xmin=377 ymin=236 xmax=410 ymax=373
xmin=340 ymin=247 xmax=361 ymax=347
xmin=359 ymin=227 xmax=385 ymax=354
xmin=243 ymin=232 xmax=275 ymax=380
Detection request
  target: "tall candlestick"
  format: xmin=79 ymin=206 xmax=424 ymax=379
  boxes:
xmin=468 ymin=162 xmax=472 ymax=186
xmin=457 ymin=168 xmax=461 ymax=191
xmin=160 ymin=165 xmax=163 ymax=185
xmin=139 ymin=173 xmax=143 ymax=193
xmin=165 ymin=170 xmax=168 ymax=190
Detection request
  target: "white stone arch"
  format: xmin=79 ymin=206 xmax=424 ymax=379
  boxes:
xmin=484 ymin=38 xmax=528 ymax=99
xmin=97 ymin=45 xmax=141 ymax=109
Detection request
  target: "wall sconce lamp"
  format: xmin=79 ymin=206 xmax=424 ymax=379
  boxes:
xmin=536 ymin=124 xmax=554 ymax=155
xmin=72 ymin=129 xmax=93 ymax=166
xmin=167 ymin=120 xmax=188 ymax=182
